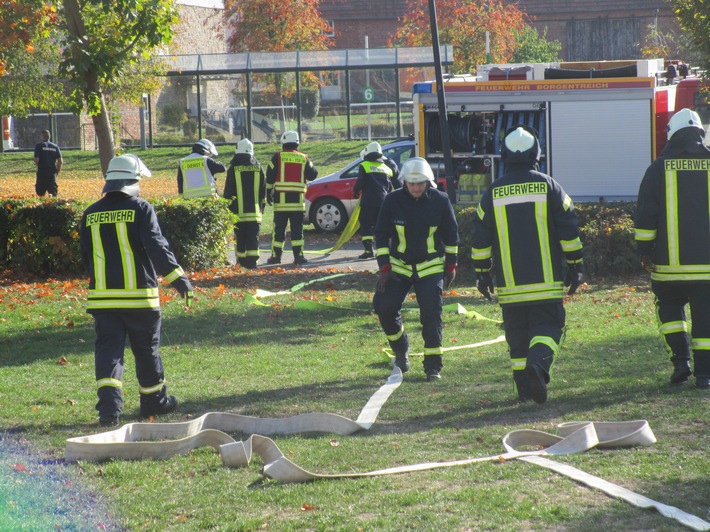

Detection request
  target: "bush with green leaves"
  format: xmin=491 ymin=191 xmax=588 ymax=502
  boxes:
xmin=153 ymin=197 xmax=236 ymax=271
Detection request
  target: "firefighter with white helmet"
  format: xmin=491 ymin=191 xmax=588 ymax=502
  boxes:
xmin=353 ymin=141 xmax=401 ymax=259
xmin=472 ymin=125 xmax=584 ymax=404
xmin=80 ymin=154 xmax=193 ymax=426
xmin=177 ymin=138 xmax=226 ymax=198
xmin=265 ymin=130 xmax=318 ymax=265
xmin=373 ymin=157 xmax=459 ymax=381
xmin=223 ymin=138 xmax=267 ymax=269
xmin=635 ymin=108 xmax=710 ymax=389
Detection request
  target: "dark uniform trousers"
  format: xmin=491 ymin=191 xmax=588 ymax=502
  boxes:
xmin=35 ymin=171 xmax=58 ymax=197
xmin=235 ymin=221 xmax=260 ymax=268
xmin=272 ymin=211 xmax=305 ymax=260
xmin=652 ymin=281 xmax=710 ymax=378
xmin=93 ymin=310 xmax=167 ymax=418
xmin=358 ymin=203 xmax=379 ymax=249
xmin=373 ymin=272 xmax=444 ymax=372
xmin=502 ymin=302 xmax=565 ymax=399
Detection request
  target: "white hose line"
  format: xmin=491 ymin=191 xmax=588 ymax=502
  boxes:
xmin=65 ymin=371 xmax=709 ymax=531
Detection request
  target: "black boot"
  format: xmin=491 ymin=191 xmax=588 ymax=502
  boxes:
xmin=670 ymin=359 xmax=692 ymax=385
xmin=267 ymin=249 xmax=282 ymax=264
xmin=359 ymin=240 xmax=374 ymax=259
xmin=524 ymin=364 xmax=548 ymax=404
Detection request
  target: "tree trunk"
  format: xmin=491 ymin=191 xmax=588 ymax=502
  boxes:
xmin=91 ymin=92 xmax=115 ymax=175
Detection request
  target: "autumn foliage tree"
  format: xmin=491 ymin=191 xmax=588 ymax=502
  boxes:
xmin=0 ymin=1 xmax=56 ymax=76
xmin=389 ymin=0 xmax=527 ymax=75
xmin=223 ymin=0 xmax=333 ymax=131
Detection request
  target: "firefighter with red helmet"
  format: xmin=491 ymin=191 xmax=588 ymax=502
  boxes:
xmin=635 ymin=108 xmax=710 ymax=390
xmin=353 ymin=141 xmax=401 ymax=259
xmin=177 ymin=138 xmax=226 ymax=198
xmin=223 ymin=138 xmax=266 ymax=269
xmin=373 ymin=157 xmax=459 ymax=381
xmin=472 ymin=125 xmax=584 ymax=404
xmin=80 ymin=154 xmax=193 ymax=426
xmin=265 ymin=130 xmax=318 ymax=265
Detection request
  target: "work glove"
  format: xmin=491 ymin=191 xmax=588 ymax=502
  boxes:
xmin=564 ymin=262 xmax=584 ymax=296
xmin=376 ymin=264 xmax=394 ymax=293
xmin=476 ymin=271 xmax=494 ymax=301
xmin=172 ymin=277 xmax=194 ymax=308
xmin=443 ymin=263 xmax=457 ymax=289
xmin=639 ymin=255 xmax=655 ymax=273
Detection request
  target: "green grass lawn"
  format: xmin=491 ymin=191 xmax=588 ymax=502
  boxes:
xmin=0 ymin=265 xmax=708 ymax=530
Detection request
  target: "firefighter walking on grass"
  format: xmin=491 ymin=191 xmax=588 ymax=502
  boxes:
xmin=472 ymin=126 xmax=583 ymax=404
xmin=373 ymin=157 xmax=458 ymax=381
xmin=353 ymin=141 xmax=401 ymax=259
xmin=223 ymin=138 xmax=266 ymax=269
xmin=265 ymin=130 xmax=318 ymax=265
xmin=634 ymin=108 xmax=710 ymax=390
xmin=80 ymin=154 xmax=193 ymax=426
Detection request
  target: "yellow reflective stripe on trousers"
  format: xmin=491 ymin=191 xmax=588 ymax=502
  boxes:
xmin=97 ymin=378 xmax=122 ymax=389
xmin=140 ymin=381 xmax=166 ymax=395
xmin=691 ymin=338 xmax=710 ymax=350
xmin=659 ymin=321 xmax=688 ymax=335
xmin=511 ymin=357 xmax=526 ymax=371
xmin=530 ymin=335 xmax=559 ymax=357
xmin=423 ymin=347 xmax=443 ymax=356
xmin=386 ymin=327 xmax=404 ymax=342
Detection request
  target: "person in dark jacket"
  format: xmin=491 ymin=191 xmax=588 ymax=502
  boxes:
xmin=177 ymin=138 xmax=226 ymax=198
xmin=265 ymin=130 xmax=318 ymax=265
xmin=373 ymin=157 xmax=458 ymax=381
xmin=634 ymin=108 xmax=710 ymax=390
xmin=223 ymin=138 xmax=266 ymax=269
xmin=80 ymin=154 xmax=193 ymax=427
xmin=472 ymin=125 xmax=584 ymax=404
xmin=353 ymin=141 xmax=401 ymax=259
xmin=33 ymin=130 xmax=63 ymax=197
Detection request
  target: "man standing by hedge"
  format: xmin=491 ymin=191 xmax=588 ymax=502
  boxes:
xmin=472 ymin=126 xmax=584 ymax=404
xmin=33 ymin=130 xmax=63 ymax=197
xmin=265 ymin=130 xmax=318 ymax=265
xmin=635 ymin=108 xmax=710 ymax=390
xmin=80 ymin=154 xmax=194 ymax=426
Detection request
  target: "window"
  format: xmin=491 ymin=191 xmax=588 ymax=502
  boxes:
xmin=324 ymin=20 xmax=335 ymax=38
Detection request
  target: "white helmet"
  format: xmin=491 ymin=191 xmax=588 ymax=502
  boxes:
xmin=364 ymin=141 xmax=382 ymax=156
xmin=502 ymin=125 xmax=541 ymax=163
xmin=103 ymin=154 xmax=151 ymax=196
xmin=235 ymin=138 xmax=254 ymax=155
xmin=667 ymin=108 xmax=704 ymax=140
xmin=280 ymin=130 xmax=299 ymax=145
xmin=400 ymin=157 xmax=435 ymax=184
xmin=195 ymin=138 xmax=218 ymax=156
xmin=360 ymin=148 xmax=367 ymax=159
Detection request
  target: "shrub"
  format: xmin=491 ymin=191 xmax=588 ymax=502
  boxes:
xmin=153 ymin=197 xmax=236 ymax=271
xmin=8 ymin=199 xmax=86 ymax=275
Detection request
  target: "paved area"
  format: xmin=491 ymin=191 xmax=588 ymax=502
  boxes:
xmin=228 ymin=234 xmax=379 ymax=272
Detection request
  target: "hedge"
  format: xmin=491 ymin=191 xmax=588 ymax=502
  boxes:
xmin=1 ymin=198 xmax=640 ymax=277
xmin=0 ymin=197 xmax=235 ymax=275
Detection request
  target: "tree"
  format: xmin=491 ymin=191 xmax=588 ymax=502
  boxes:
xmin=389 ymin=0 xmax=527 ymax=75
xmin=60 ymin=0 xmax=178 ymax=173
xmin=510 ymin=26 xmax=562 ymax=64
xmin=223 ymin=0 xmax=333 ymax=133
xmin=0 ymin=1 xmax=56 ymax=76
xmin=671 ymin=0 xmax=710 ymax=73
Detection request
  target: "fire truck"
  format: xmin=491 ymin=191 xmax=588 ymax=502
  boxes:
xmin=412 ymin=59 xmax=705 ymax=202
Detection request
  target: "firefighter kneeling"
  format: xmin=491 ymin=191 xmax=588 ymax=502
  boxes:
xmin=373 ymin=157 xmax=459 ymax=381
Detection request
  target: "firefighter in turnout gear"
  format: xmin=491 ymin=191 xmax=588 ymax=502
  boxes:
xmin=373 ymin=157 xmax=459 ymax=381
xmin=177 ymin=138 xmax=226 ymax=198
xmin=634 ymin=108 xmax=710 ymax=390
xmin=353 ymin=141 xmax=401 ymax=259
xmin=265 ymin=130 xmax=318 ymax=265
xmin=472 ymin=126 xmax=583 ymax=403
xmin=223 ymin=138 xmax=266 ymax=269
xmin=80 ymin=154 xmax=193 ymax=427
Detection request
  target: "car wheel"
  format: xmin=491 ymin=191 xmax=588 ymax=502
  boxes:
xmin=311 ymin=198 xmax=348 ymax=233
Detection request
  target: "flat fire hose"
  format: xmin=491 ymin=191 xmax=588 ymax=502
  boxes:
xmin=65 ymin=369 xmax=709 ymax=530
